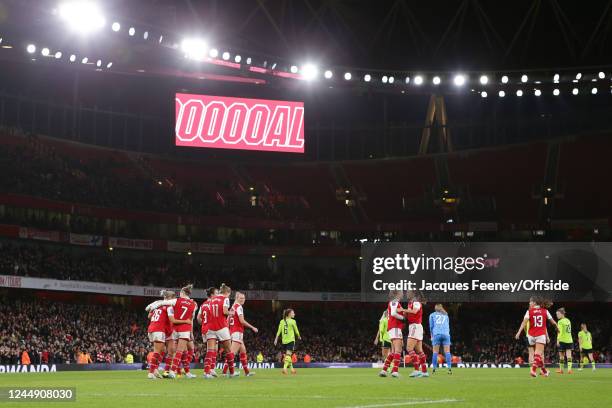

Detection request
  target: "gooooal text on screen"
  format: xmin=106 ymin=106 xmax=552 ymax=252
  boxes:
xmin=175 ymin=93 xmax=305 ymax=153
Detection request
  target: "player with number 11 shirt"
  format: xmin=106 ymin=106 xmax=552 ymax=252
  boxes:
xmin=203 ymin=284 xmax=235 ymax=378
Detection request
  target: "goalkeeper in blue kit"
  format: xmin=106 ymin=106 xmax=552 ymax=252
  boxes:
xmin=429 ymin=304 xmax=453 ymax=374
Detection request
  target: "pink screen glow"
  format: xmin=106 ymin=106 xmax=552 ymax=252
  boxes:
xmin=175 ymin=93 xmax=305 ymax=153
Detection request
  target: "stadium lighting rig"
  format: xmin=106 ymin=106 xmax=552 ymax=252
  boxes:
xmin=21 ymin=41 xmax=112 ymax=71
xmin=20 ymin=4 xmax=612 ymax=96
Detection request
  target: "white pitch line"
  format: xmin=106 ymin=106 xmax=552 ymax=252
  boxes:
xmin=81 ymin=393 xmax=435 ymax=402
xmin=342 ymin=399 xmax=460 ymax=408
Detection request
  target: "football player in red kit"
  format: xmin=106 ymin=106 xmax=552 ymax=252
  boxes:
xmin=379 ymin=290 xmax=405 ymax=378
xmin=515 ymin=296 xmax=558 ymax=377
xmin=222 ymin=292 xmax=258 ymax=377
xmin=167 ymin=284 xmax=197 ymax=379
xmin=146 ymin=290 xmax=175 ymax=379
xmin=203 ymin=283 xmax=235 ymax=379
xmin=404 ymin=291 xmax=428 ymax=378
xmin=198 ymin=287 xmax=219 ymax=377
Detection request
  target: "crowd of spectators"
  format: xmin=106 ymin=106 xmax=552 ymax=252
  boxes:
xmin=0 ymin=129 xmax=199 ymax=216
xmin=1 ymin=299 xmax=609 ymax=366
xmin=0 ymin=300 xmax=149 ymax=365
xmin=0 ymin=240 xmax=359 ymax=292
xmin=0 ymin=128 xmax=313 ymax=230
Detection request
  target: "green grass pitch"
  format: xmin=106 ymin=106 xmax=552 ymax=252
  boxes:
xmin=0 ymin=368 xmax=610 ymax=407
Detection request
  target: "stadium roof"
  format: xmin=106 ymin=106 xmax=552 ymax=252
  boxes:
xmin=1 ymin=0 xmax=611 ymax=78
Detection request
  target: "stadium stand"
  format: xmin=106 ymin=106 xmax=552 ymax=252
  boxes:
xmin=1 ymin=127 xmax=610 ymax=238
xmin=446 ymin=142 xmax=548 ymax=226
xmin=555 ymin=136 xmax=612 ymax=219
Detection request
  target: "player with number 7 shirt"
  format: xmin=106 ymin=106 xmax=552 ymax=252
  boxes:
xmin=166 ymin=284 xmax=197 ymax=379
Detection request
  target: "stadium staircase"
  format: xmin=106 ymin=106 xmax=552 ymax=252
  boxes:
xmin=231 ymin=164 xmax=283 ymax=220
xmin=125 ymin=152 xmax=191 ymax=214
xmin=330 ymin=163 xmax=369 ymax=224
xmin=537 ymin=142 xmax=560 ymax=226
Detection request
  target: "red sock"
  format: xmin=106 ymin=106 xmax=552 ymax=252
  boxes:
xmin=170 ymin=351 xmax=183 ymax=373
xmin=536 ymin=355 xmax=547 ymax=372
xmin=382 ymin=353 xmax=394 ymax=371
xmin=211 ymin=350 xmax=218 ymax=370
xmin=164 ymin=354 xmax=172 ymax=370
xmin=204 ymin=351 xmax=212 ymax=374
xmin=226 ymin=352 xmax=235 ymax=375
xmin=222 ymin=363 xmax=228 ymax=374
xmin=240 ymin=352 xmax=250 ymax=374
xmin=419 ymin=352 xmax=427 ymax=373
xmin=408 ymin=350 xmax=418 ymax=370
xmin=392 ymin=353 xmax=401 ymax=373
xmin=536 ymin=355 xmax=544 ymax=367
xmin=149 ymin=352 xmax=160 ymax=373
xmin=532 ymin=354 xmax=542 ymax=372
xmin=181 ymin=350 xmax=192 ymax=373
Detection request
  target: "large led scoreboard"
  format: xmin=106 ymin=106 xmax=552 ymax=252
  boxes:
xmin=175 ymin=93 xmax=305 ymax=153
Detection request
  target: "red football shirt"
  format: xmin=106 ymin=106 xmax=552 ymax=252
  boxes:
xmin=228 ymin=303 xmax=244 ymax=334
xmin=208 ymin=295 xmax=230 ymax=331
xmin=148 ymin=305 xmax=170 ymax=333
xmin=525 ymin=307 xmax=551 ymax=337
xmin=168 ymin=297 xmax=196 ymax=332
xmin=387 ymin=301 xmax=405 ymax=330
xmin=199 ymin=300 xmax=211 ymax=334
xmin=406 ymin=301 xmax=423 ymax=325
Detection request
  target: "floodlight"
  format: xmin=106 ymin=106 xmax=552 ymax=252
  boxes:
xmin=58 ymin=1 xmax=106 ymax=34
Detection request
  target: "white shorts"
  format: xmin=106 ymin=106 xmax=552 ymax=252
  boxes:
xmin=408 ymin=323 xmax=424 ymax=341
xmin=148 ymin=332 xmax=166 ymax=343
xmin=231 ymin=331 xmax=244 ymax=344
xmin=388 ymin=328 xmax=403 ymax=340
xmin=206 ymin=327 xmax=231 ymax=342
xmin=528 ymin=335 xmax=547 ymax=346
xmin=172 ymin=331 xmax=192 ymax=341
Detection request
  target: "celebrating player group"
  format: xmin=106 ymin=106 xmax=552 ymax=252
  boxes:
xmin=377 ymin=290 xmax=452 ymax=379
xmin=143 ymin=283 xmax=260 ymax=380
